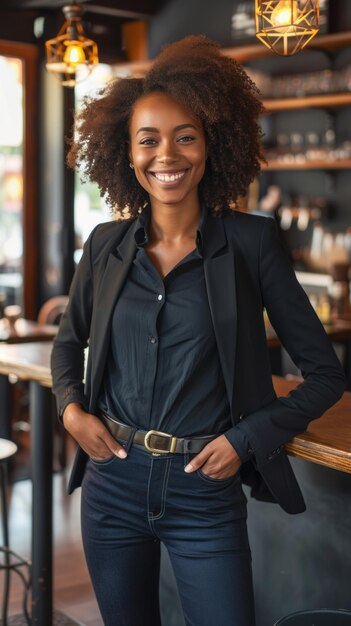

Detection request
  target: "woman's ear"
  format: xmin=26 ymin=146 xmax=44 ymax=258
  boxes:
xmin=128 ymin=150 xmax=134 ymax=169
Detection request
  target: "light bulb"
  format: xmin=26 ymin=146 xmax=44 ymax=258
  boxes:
xmin=271 ymin=0 xmax=298 ymax=27
xmin=63 ymin=43 xmax=86 ymax=66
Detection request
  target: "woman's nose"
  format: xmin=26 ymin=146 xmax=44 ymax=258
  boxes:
xmin=157 ymin=140 xmax=178 ymax=163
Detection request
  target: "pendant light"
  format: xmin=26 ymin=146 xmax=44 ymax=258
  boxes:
xmin=255 ymin=0 xmax=320 ymax=56
xmin=45 ymin=4 xmax=98 ymax=87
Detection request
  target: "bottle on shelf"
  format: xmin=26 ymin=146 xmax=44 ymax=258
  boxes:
xmin=0 ymin=292 xmax=7 ymax=319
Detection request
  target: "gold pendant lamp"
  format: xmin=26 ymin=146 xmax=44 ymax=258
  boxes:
xmin=255 ymin=0 xmax=320 ymax=56
xmin=45 ymin=4 xmax=99 ymax=87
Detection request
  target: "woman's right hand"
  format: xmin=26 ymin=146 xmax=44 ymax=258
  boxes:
xmin=63 ymin=403 xmax=127 ymax=460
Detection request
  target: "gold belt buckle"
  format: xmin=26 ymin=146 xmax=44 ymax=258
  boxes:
xmin=144 ymin=430 xmax=177 ymax=454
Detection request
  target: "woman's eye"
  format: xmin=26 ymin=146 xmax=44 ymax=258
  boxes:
xmin=139 ymin=138 xmax=157 ymax=145
xmin=178 ymin=135 xmax=195 ymax=143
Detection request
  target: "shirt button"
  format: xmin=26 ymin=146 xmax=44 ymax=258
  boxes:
xmin=157 ymin=294 xmax=163 ymax=301
xmin=150 ymin=336 xmax=157 ymax=344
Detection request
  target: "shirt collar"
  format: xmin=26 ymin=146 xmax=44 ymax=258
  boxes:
xmin=134 ymin=204 xmax=208 ymax=257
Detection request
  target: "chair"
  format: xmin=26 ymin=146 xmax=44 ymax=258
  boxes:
xmin=0 ymin=438 xmax=31 ymax=625
xmin=37 ymin=296 xmax=69 ymax=469
xmin=37 ymin=295 xmax=69 ymax=326
xmin=274 ymin=609 xmax=351 ymax=625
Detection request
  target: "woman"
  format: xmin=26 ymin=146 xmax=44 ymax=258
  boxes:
xmin=51 ymin=36 xmax=346 ymax=626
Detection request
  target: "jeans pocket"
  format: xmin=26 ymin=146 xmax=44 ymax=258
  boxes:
xmin=185 ymin=452 xmax=240 ymax=486
xmin=196 ymin=468 xmax=240 ymax=485
xmin=89 ymin=454 xmax=117 ymax=467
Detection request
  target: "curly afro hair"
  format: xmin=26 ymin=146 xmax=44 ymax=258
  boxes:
xmin=67 ymin=35 xmax=264 ymax=218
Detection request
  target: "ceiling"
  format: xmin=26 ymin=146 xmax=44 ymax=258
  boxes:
xmin=0 ymin=0 xmax=168 ymax=61
xmin=4 ymin=0 xmax=166 ymax=19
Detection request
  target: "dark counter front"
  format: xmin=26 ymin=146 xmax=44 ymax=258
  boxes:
xmin=248 ymin=377 xmax=351 ymax=626
xmin=248 ymin=457 xmax=351 ymax=626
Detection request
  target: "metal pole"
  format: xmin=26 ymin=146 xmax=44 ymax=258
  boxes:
xmin=30 ymin=382 xmax=53 ymax=625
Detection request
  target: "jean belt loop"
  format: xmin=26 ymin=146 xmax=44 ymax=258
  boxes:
xmin=123 ymin=427 xmax=137 ymax=453
xmin=183 ymin=439 xmax=192 ymax=454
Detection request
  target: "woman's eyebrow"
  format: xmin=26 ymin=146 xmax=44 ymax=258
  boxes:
xmin=136 ymin=123 xmax=198 ymax=135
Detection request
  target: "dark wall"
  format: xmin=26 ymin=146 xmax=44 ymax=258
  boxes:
xmin=148 ymin=0 xmax=235 ymax=57
xmin=0 ymin=9 xmax=39 ymax=44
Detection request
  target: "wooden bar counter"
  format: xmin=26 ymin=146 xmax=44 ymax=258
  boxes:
xmin=273 ymin=376 xmax=351 ymax=474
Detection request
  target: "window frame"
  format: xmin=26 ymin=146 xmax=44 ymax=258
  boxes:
xmin=0 ymin=39 xmax=39 ymax=319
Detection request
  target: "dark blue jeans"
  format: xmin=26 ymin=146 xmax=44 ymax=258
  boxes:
xmin=81 ymin=443 xmax=255 ymax=626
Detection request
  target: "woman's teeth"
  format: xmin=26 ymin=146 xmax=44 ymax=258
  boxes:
xmin=153 ymin=171 xmax=186 ymax=182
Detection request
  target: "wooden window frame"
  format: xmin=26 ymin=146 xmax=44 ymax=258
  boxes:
xmin=0 ymin=39 xmax=38 ymax=319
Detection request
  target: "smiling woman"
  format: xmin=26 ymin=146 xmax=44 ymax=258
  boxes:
xmin=52 ymin=34 xmax=346 ymax=626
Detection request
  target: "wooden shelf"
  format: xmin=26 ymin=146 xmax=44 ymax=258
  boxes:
xmin=223 ymin=31 xmax=351 ymax=63
xmin=263 ymin=93 xmax=351 ymax=111
xmin=263 ymin=159 xmax=351 ymax=170
xmin=112 ymin=31 xmax=351 ymax=76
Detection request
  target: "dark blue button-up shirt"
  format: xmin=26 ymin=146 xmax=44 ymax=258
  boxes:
xmin=98 ymin=206 xmax=252 ymax=461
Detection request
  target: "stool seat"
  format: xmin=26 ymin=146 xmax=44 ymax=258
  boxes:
xmin=274 ymin=609 xmax=351 ymax=625
xmin=0 ymin=439 xmax=17 ymax=462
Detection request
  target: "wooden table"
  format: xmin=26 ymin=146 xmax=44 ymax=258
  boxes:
xmin=0 ymin=318 xmax=58 ymax=344
xmin=0 ymin=319 xmax=57 ymax=440
xmin=0 ymin=341 xmax=350 ymax=625
xmin=0 ymin=343 xmax=54 ymax=626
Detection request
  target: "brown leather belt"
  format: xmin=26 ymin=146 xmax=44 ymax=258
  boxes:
xmin=100 ymin=413 xmax=217 ymax=455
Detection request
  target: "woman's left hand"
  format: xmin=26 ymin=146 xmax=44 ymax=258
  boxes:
xmin=184 ymin=434 xmax=241 ymax=479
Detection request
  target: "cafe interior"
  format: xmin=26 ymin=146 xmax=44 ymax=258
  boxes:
xmin=0 ymin=0 xmax=350 ymax=625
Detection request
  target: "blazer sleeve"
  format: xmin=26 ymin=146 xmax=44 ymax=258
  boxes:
xmin=234 ymin=216 xmax=347 ymax=468
xmin=51 ymin=227 xmax=96 ymax=418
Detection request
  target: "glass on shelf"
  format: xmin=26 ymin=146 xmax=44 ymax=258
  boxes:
xmin=304 ymin=131 xmax=329 ymax=161
xmin=337 ymin=65 xmax=351 ymax=92
xmin=310 ymin=222 xmax=324 ymax=261
xmin=318 ymin=69 xmax=333 ymax=94
xmin=296 ymin=197 xmax=310 ymax=231
xmin=279 ymin=206 xmax=293 ymax=231
xmin=266 ymin=62 xmax=351 ymax=100
xmin=337 ymin=141 xmax=351 ymax=160
xmin=274 ymin=132 xmax=292 ymax=163
xmin=290 ymin=132 xmax=305 ymax=163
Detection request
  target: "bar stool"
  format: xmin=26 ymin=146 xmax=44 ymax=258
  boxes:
xmin=274 ymin=608 xmax=351 ymax=625
xmin=0 ymin=438 xmax=31 ymax=625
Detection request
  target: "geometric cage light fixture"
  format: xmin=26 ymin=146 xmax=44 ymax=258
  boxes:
xmin=255 ymin=0 xmax=320 ymax=56
xmin=45 ymin=4 xmax=98 ymax=88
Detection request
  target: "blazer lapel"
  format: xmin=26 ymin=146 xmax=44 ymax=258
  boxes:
xmin=203 ymin=212 xmax=237 ymax=417
xmin=89 ymin=221 xmax=138 ymax=408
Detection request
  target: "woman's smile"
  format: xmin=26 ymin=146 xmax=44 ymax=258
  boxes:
xmin=149 ymin=168 xmax=189 ymax=185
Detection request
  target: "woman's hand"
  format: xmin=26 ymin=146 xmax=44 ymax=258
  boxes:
xmin=184 ymin=434 xmax=241 ymax=479
xmin=63 ymin=403 xmax=127 ymax=460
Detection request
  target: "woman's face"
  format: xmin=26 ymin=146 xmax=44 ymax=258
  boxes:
xmin=129 ymin=91 xmax=207 ymax=211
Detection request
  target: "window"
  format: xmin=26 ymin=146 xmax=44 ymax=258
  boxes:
xmin=0 ymin=55 xmax=24 ymax=307
xmin=0 ymin=41 xmax=38 ymax=318
xmin=74 ymin=64 xmax=114 ymax=263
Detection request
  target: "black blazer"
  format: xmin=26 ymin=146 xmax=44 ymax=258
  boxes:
xmin=51 ymin=209 xmax=346 ymax=514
